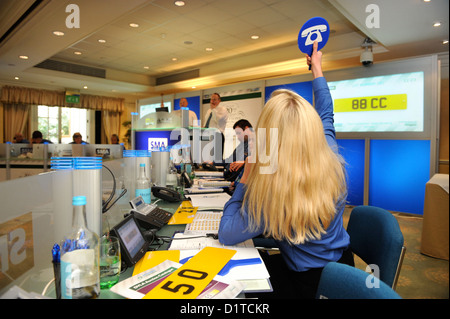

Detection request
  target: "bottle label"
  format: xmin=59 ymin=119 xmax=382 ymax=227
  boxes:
xmin=61 ymin=249 xmax=99 ymax=299
xmin=136 ymin=188 xmax=151 ymax=204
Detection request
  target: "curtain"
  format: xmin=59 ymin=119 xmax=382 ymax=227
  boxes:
xmin=3 ymin=103 xmax=31 ymax=143
xmin=102 ymin=110 xmax=122 ymax=144
xmin=1 ymin=86 xmax=124 ymax=112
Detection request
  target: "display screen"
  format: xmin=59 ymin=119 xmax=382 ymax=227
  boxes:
xmin=117 ymin=217 xmax=146 ymax=259
xmin=328 ymin=71 xmax=424 ymax=132
xmin=140 ymin=102 xmax=172 ymax=118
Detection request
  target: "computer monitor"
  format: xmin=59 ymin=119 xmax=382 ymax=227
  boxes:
xmin=110 ymin=214 xmax=149 ymax=267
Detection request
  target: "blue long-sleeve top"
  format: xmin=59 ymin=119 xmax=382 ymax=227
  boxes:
xmin=218 ymin=77 xmax=350 ymax=272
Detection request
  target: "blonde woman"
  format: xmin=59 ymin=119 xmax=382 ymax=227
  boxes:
xmin=218 ymin=42 xmax=354 ymax=299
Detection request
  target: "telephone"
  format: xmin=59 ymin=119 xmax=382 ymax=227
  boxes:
xmin=129 ymin=195 xmax=174 ymax=229
xmin=152 ymin=186 xmax=183 ymax=202
xmin=301 ymin=24 xmax=327 ymax=46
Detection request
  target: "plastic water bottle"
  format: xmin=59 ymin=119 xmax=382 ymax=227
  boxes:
xmin=60 ymin=196 xmax=100 ymax=299
xmin=135 ymin=163 xmax=151 ymax=203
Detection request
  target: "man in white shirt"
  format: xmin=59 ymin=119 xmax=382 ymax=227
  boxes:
xmin=173 ymin=98 xmax=199 ymax=127
xmin=204 ymin=93 xmax=228 ymax=156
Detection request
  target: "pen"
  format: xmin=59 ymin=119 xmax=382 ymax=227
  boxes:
xmin=52 ymin=243 xmax=61 ymax=299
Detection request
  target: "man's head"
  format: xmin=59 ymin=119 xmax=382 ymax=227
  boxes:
xmin=210 ymin=93 xmax=221 ymax=109
xmin=233 ymin=119 xmax=253 ymax=143
xmin=180 ymin=98 xmax=188 ymax=108
xmin=14 ymin=133 xmax=25 ymax=143
xmin=31 ymin=130 xmax=43 ymax=144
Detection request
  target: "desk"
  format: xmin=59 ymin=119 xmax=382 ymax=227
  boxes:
xmin=103 ymin=198 xmax=270 ymax=299
xmin=420 ymin=174 xmax=449 ymax=260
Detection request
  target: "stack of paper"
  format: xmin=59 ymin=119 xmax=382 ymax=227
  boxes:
xmin=185 ymin=193 xmax=231 ymax=210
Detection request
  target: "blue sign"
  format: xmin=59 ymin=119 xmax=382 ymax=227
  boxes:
xmin=297 ymin=17 xmax=330 ymax=56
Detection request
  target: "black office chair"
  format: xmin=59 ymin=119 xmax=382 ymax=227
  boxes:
xmin=316 ymin=262 xmax=402 ymax=299
xmin=346 ymin=205 xmax=406 ymax=290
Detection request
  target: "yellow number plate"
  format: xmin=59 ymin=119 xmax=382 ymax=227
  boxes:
xmin=334 ymin=94 xmax=407 ymax=112
xmin=143 ymin=247 xmax=236 ymax=299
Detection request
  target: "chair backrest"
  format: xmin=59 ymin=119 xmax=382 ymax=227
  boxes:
xmin=347 ymin=205 xmax=405 ymax=289
xmin=316 ymin=262 xmax=402 ymax=299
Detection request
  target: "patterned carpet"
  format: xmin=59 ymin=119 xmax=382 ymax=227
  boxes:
xmin=343 ymin=206 xmax=449 ymax=299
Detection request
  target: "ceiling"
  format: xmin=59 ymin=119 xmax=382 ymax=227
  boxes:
xmin=0 ymin=0 xmax=448 ymax=102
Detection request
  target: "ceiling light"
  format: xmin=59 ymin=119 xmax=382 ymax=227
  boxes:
xmin=98 ymin=39 xmax=106 ymax=43
xmin=251 ymin=35 xmax=260 ymax=40
xmin=174 ymin=1 xmax=185 ymax=6
xmin=129 ymin=23 xmax=139 ymax=28
xmin=192 ymin=86 xmax=196 ymax=89
xmin=423 ymin=0 xmax=431 ymax=2
xmin=83 ymin=86 xmax=88 ymax=89
xmin=53 ymin=31 xmax=65 ymax=36
xmin=433 ymin=21 xmax=441 ymax=27
xmin=74 ymin=51 xmax=82 ymax=55
xmin=19 ymin=55 xmax=29 ymax=60
xmin=14 ymin=76 xmax=19 ymax=80
xmin=172 ymin=57 xmax=178 ymax=61
xmin=143 ymin=66 xmax=150 ymax=69
xmin=205 ymin=47 xmax=213 ymax=51
xmin=443 ymin=40 xmax=449 ymax=44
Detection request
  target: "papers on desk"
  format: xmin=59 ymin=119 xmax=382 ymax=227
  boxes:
xmin=185 ymin=192 xmax=231 ymax=210
xmin=111 ymin=260 xmax=245 ymax=299
xmin=195 ymin=171 xmax=224 ymax=178
xmin=184 ymin=211 xmax=222 ymax=235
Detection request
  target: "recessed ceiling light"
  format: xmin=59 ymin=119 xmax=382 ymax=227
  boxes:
xmin=83 ymin=85 xmax=88 ymax=89
xmin=192 ymin=86 xmax=196 ymax=89
xmin=172 ymin=57 xmax=178 ymax=61
xmin=433 ymin=21 xmax=441 ymax=27
xmin=14 ymin=76 xmax=19 ymax=80
xmin=98 ymin=39 xmax=106 ymax=43
xmin=205 ymin=47 xmax=213 ymax=51
xmin=423 ymin=0 xmax=431 ymax=2
xmin=74 ymin=51 xmax=82 ymax=55
xmin=174 ymin=1 xmax=185 ymax=6
xmin=53 ymin=31 xmax=65 ymax=36
xmin=251 ymin=35 xmax=260 ymax=40
xmin=443 ymin=40 xmax=449 ymax=44
xmin=19 ymin=55 xmax=29 ymax=60
xmin=129 ymin=23 xmax=139 ymax=28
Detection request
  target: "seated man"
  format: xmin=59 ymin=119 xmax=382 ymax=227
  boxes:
xmin=13 ymin=132 xmax=30 ymax=144
xmin=31 ymin=130 xmax=53 ymax=144
xmin=206 ymin=119 xmax=253 ymax=182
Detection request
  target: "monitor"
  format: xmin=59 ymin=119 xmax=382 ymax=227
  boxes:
xmin=110 ymin=214 xmax=149 ymax=267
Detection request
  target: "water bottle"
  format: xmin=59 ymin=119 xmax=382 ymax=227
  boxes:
xmin=60 ymin=196 xmax=100 ymax=299
xmin=166 ymin=157 xmax=178 ymax=189
xmin=135 ymin=163 xmax=151 ymax=204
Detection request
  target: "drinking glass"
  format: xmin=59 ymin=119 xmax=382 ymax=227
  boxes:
xmin=99 ymin=236 xmax=121 ymax=289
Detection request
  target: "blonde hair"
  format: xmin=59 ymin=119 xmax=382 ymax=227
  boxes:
xmin=244 ymin=89 xmax=347 ymax=245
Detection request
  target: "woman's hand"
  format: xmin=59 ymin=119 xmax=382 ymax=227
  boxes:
xmin=306 ymin=41 xmax=323 ymax=79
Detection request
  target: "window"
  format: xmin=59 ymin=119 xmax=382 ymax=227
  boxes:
xmin=37 ymin=105 xmax=88 ymax=143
